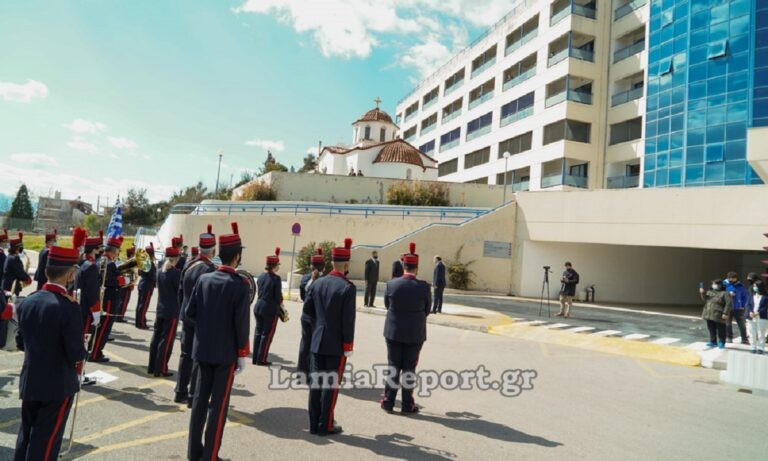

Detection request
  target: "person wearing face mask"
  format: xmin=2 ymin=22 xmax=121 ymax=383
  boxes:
xmin=364 ymin=251 xmax=380 ymax=307
xmin=700 ymin=279 xmax=733 ymax=349
xmin=724 ymin=271 xmax=750 ymax=345
xmin=745 ymin=280 xmax=768 ymax=354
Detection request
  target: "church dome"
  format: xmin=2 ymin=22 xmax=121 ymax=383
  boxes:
xmin=373 ymin=141 xmax=425 ymax=169
xmin=356 ymin=107 xmax=394 ymax=125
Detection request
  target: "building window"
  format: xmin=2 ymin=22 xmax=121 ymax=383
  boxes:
xmin=440 ymin=127 xmax=462 ymax=152
xmin=405 ymin=101 xmax=419 ymax=120
xmin=500 ymin=92 xmax=535 ymax=121
xmin=444 ymin=69 xmax=466 ymax=94
xmin=406 ymin=168 xmax=412 ymax=180
xmin=543 ymin=119 xmax=591 ymax=145
xmin=609 ymin=117 xmax=642 ymax=145
xmin=421 ymin=113 xmax=438 ymax=132
xmin=380 ymin=127 xmax=386 ymax=142
xmin=364 ymin=126 xmax=371 ymax=140
xmin=403 ymin=126 xmax=417 ymax=140
xmin=498 ymin=131 xmax=533 ymax=157
xmin=707 ymin=40 xmax=728 ymax=59
xmin=441 ymin=97 xmax=463 ymax=122
xmin=438 ymin=158 xmax=458 ymax=176
xmin=465 ymin=177 xmax=488 ymax=184
xmin=466 ymin=112 xmax=492 ymax=136
xmin=419 ymin=140 xmax=435 ymax=155
xmin=423 ymin=86 xmax=439 ymax=107
xmin=464 ymin=147 xmax=490 ymax=169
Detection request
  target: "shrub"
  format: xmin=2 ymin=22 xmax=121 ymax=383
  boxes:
xmin=238 ymin=180 xmax=277 ymax=201
xmin=296 ymin=240 xmax=336 ymax=274
xmin=446 ymin=245 xmax=475 ymax=290
xmin=386 ymin=181 xmax=449 ymax=206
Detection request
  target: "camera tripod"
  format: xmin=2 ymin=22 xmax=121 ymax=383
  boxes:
xmin=538 ymin=266 xmax=551 ymax=317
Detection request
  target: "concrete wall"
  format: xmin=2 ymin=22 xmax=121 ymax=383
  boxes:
xmin=232 ymin=171 xmax=508 ymax=207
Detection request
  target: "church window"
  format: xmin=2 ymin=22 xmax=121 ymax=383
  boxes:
xmin=364 ymin=126 xmax=371 ymax=140
xmin=380 ymin=127 xmax=386 ymax=142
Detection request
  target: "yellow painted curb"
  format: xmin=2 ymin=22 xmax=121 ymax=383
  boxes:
xmin=488 ymin=322 xmax=701 ymax=368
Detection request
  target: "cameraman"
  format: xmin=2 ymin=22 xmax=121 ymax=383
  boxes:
xmin=556 ymin=262 xmax=579 ymax=318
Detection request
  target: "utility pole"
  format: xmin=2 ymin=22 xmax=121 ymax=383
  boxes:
xmin=215 ymin=149 xmax=224 ymax=194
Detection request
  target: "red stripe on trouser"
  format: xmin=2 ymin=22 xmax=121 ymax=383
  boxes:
xmin=261 ymin=316 xmax=278 ymax=363
xmin=92 ymin=301 xmax=111 ymax=356
xmin=120 ymin=290 xmax=131 ymax=317
xmin=161 ymin=318 xmax=177 ymax=374
xmin=43 ymin=396 xmax=70 ymax=460
xmin=139 ymin=291 xmax=151 ymax=327
xmin=211 ymin=364 xmax=236 ymax=460
xmin=83 ymin=315 xmax=92 ymax=343
xmin=327 ymin=356 xmax=347 ymax=430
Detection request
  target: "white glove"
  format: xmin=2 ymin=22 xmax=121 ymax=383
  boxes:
xmin=344 ymin=350 xmax=354 ymax=358
xmin=235 ymin=357 xmax=247 ymax=375
xmin=92 ymin=312 xmax=101 ymax=327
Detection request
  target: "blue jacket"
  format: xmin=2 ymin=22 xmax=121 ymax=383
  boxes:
xmin=433 ymin=261 xmax=446 ymax=288
xmin=384 ymin=274 xmax=431 ymax=344
xmin=75 ymin=256 xmax=100 ymax=320
xmin=99 ymin=256 xmax=121 ymax=314
xmin=156 ymin=267 xmax=181 ymax=319
xmin=33 ymin=247 xmax=49 ymax=284
xmin=138 ymin=262 xmax=157 ymax=290
xmin=746 ymin=294 xmax=768 ymax=320
xmin=255 ymin=271 xmax=283 ymax=317
xmin=302 ymin=271 xmax=356 ymax=356
xmin=16 ymin=285 xmax=86 ymax=401
xmin=725 ymin=281 xmax=749 ymax=310
xmin=178 ymin=257 xmax=215 ymax=323
xmin=299 ymin=273 xmax=312 ymax=302
xmin=185 ymin=266 xmax=251 ymax=365
xmin=3 ymin=253 xmax=30 ymax=295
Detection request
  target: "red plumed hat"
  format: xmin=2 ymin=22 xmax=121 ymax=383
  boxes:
xmin=332 ymin=238 xmax=353 ymax=262
xmin=267 ymin=247 xmax=280 ymax=265
xmin=403 ymin=242 xmax=419 ymax=266
xmin=219 ymin=221 xmax=243 ymax=251
xmin=311 ymin=247 xmax=325 ymax=264
xmin=72 ymin=227 xmax=87 ymax=249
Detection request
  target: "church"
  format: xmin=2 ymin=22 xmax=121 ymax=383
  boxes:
xmin=316 ymin=99 xmax=438 ymax=180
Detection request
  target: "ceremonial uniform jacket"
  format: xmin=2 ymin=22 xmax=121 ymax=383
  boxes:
xmin=255 ymin=270 xmax=283 ymax=317
xmin=302 ymin=271 xmax=356 ymax=356
xmin=2 ymin=253 xmax=30 ymax=293
xmin=16 ymin=284 xmax=85 ymax=401
xmin=137 ymin=262 xmax=157 ymax=290
xmin=99 ymin=256 xmax=121 ymax=312
xmin=299 ymin=273 xmax=312 ymax=302
xmin=178 ymin=256 xmax=215 ymax=323
xmin=156 ymin=266 xmax=181 ymax=319
xmin=384 ymin=274 xmax=431 ymax=344
xmin=33 ymin=247 xmax=49 ymax=285
xmin=176 ymin=255 xmax=187 ymax=271
xmin=75 ymin=256 xmax=100 ymax=317
xmin=0 ymin=249 xmax=6 ymax=287
xmin=185 ymin=267 xmax=250 ymax=365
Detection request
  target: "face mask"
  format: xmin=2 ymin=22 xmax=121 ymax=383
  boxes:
xmin=711 ymin=284 xmax=719 ymax=290
xmin=755 ymin=286 xmax=760 ymax=293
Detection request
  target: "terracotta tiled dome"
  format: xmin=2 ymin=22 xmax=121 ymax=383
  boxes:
xmin=373 ymin=141 xmax=425 ymax=168
xmin=356 ymin=107 xmax=394 ymax=124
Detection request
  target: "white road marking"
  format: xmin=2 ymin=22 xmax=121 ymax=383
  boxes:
xmin=623 ymin=334 xmax=650 ymax=341
xmin=566 ymin=326 xmax=596 ymax=333
xmin=591 ymin=330 xmax=622 ymax=337
xmin=543 ymin=323 xmax=571 ymax=329
xmin=650 ymin=337 xmax=681 ymax=345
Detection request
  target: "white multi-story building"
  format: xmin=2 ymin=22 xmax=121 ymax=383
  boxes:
xmin=395 ymin=0 xmax=649 ymax=191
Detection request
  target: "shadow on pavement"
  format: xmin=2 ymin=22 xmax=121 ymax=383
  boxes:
xmin=335 ymin=432 xmax=457 ymax=460
xmin=0 ymin=406 xmax=21 ymax=434
xmin=414 ymin=411 xmax=562 ymax=448
xmin=84 ymin=383 xmax=178 ymax=413
xmin=240 ymin=406 xmax=331 ymax=445
xmin=0 ymin=445 xmax=16 ymax=459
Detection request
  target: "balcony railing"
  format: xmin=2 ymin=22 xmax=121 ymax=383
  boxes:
xmin=571 ymin=47 xmax=595 ymax=62
xmin=466 ymin=125 xmax=492 ymax=142
xmin=404 ymin=112 xmax=418 ymax=123
xmin=512 ymin=181 xmax=530 ymax=192
xmin=606 ymin=175 xmax=640 ymax=189
xmin=421 ymin=124 xmax=436 ymax=136
xmin=503 ymin=68 xmax=536 ymax=91
xmin=500 ymin=106 xmax=533 ymax=127
xmin=611 ymin=86 xmax=644 ymax=106
xmin=444 ymin=79 xmax=464 ymax=96
xmin=613 ymin=40 xmax=645 ymax=63
xmin=550 ymin=6 xmax=570 ymax=26
xmin=471 ymin=58 xmax=496 ymax=79
xmin=440 ymin=139 xmax=460 ymax=152
xmin=551 ymin=2 xmax=597 ymax=26
xmin=545 ymin=91 xmax=567 ymax=107
xmin=548 ymin=48 xmax=568 ymax=66
xmin=422 ymin=98 xmax=437 ymax=111
xmin=545 ymin=88 xmax=592 ymax=107
xmin=615 ymin=0 xmax=647 ymax=21
xmin=505 ymin=30 xmax=537 ymax=56
xmin=468 ymin=91 xmax=494 ymax=110
xmin=404 ymin=133 xmax=417 ymax=142
xmin=442 ymin=109 xmax=462 ymax=124
xmin=541 ymin=173 xmax=588 ymax=188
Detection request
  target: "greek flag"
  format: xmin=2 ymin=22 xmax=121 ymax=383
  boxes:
xmin=106 ymin=200 xmax=123 ymax=239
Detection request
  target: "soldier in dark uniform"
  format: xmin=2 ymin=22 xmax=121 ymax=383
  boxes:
xmin=89 ymin=235 xmax=125 ymax=363
xmin=33 ymin=229 xmax=57 ymax=291
xmin=174 ymin=225 xmax=216 ymax=405
xmin=0 ymin=229 xmax=8 ymax=286
xmin=13 ymin=242 xmax=86 ymax=460
xmin=3 ymin=232 xmax=32 ymax=296
xmin=174 ymin=235 xmax=187 ymax=270
xmin=115 ymin=245 xmax=136 ymax=323
xmin=135 ymin=242 xmax=157 ymax=330
xmin=363 ymin=251 xmax=380 ymax=307
xmin=298 ymin=248 xmax=326 ymax=379
xmin=185 ymin=222 xmax=250 ymax=461
xmin=254 ymin=248 xmax=283 ymax=366
xmin=303 ymin=237 xmax=356 ymax=436
xmin=391 ymin=256 xmax=404 ymax=279
xmin=381 ymin=242 xmax=431 ymax=415
xmin=148 ymin=247 xmax=181 ymax=377
xmin=187 ymin=246 xmax=199 ymax=267
xmin=75 ymin=230 xmax=103 ymax=384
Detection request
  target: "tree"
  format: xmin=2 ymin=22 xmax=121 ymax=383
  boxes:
xmin=259 ymin=150 xmax=289 ymax=175
xmin=298 ymin=153 xmax=317 ymax=173
xmin=83 ymin=213 xmax=109 ymax=234
xmin=234 ymin=171 xmax=256 ymax=188
xmin=446 ymin=245 xmax=476 ymax=290
xmin=296 ymin=240 xmax=335 ymax=274
xmin=386 ymin=181 xmax=450 ymax=206
xmin=9 ymin=184 xmax=33 ymax=220
xmin=123 ymin=188 xmax=153 ymax=225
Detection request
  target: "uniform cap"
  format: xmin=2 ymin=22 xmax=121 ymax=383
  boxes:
xmin=331 ymin=238 xmax=352 ymax=262
xmin=267 ymin=247 xmax=280 ymax=265
xmin=126 ymin=245 xmax=136 ymax=258
xmin=199 ymin=224 xmax=216 ymax=249
xmin=106 ymin=235 xmax=123 ymax=249
xmin=219 ymin=222 xmax=243 ymax=251
xmin=45 ymin=228 xmax=57 ymax=242
xmin=85 ymin=230 xmax=103 ymax=251
xmin=403 ymin=242 xmax=419 ymax=266
xmin=191 ymin=246 xmax=199 ymax=256
xmin=165 ymin=247 xmax=180 ymax=257
xmin=48 ymin=227 xmax=86 ymax=267
xmin=9 ymin=231 xmax=23 ymax=247
xmin=145 ymin=241 xmax=155 ymax=255
xmin=311 ymin=247 xmax=325 ymax=264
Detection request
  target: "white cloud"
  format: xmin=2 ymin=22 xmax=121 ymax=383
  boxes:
xmin=8 ymin=153 xmax=58 ymax=165
xmin=63 ymin=119 xmax=106 ymax=134
xmin=244 ymin=139 xmax=285 ymax=152
xmin=399 ymin=34 xmax=454 ymax=80
xmin=0 ymin=79 xmax=49 ymax=103
xmin=108 ymin=136 xmax=138 ymax=149
xmin=67 ymin=136 xmax=98 ymax=153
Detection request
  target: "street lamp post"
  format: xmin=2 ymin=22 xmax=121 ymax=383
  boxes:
xmin=502 ymin=151 xmax=511 ymax=205
xmin=214 ymin=149 xmax=223 ymax=195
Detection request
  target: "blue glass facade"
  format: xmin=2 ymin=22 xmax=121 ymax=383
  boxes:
xmin=644 ymin=0 xmax=763 ymax=187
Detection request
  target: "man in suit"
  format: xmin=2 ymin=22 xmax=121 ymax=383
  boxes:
xmin=432 ymin=255 xmax=446 ymax=314
xmin=303 ymin=237 xmax=356 ymax=436
xmin=14 ymin=240 xmax=86 ymax=460
xmin=381 ymin=242 xmax=431 ymax=415
xmin=391 ymin=256 xmax=404 ymax=279
xmin=185 ymin=222 xmax=250 ymax=461
xmin=364 ymin=251 xmax=380 ymax=307
xmin=33 ymin=229 xmax=56 ymax=291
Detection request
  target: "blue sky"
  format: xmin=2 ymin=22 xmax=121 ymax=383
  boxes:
xmin=0 ymin=0 xmax=506 ymax=205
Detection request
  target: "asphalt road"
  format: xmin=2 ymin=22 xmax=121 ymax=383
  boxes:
xmin=1 ymin=296 xmax=766 ymax=460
